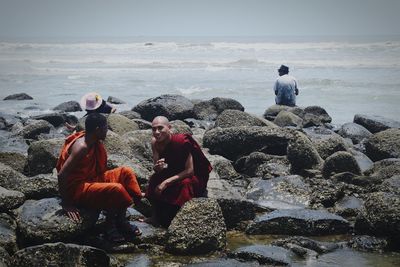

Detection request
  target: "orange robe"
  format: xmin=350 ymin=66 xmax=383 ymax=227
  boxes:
xmin=56 ymin=132 xmax=142 ymax=211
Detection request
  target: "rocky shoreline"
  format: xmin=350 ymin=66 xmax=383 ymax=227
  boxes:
xmin=0 ymin=93 xmax=400 ymax=266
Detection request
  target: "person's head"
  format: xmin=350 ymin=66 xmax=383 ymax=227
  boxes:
xmin=151 ymin=116 xmax=171 ymax=143
xmin=278 ymin=65 xmax=289 ymax=76
xmin=85 ymin=113 xmax=108 ymax=140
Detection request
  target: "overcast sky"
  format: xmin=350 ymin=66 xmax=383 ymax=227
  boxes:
xmin=0 ymin=0 xmax=399 ymax=39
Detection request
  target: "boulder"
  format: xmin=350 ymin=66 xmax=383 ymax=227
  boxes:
xmin=263 ymin=105 xmax=293 ymax=121
xmin=347 ymin=235 xmax=388 ymax=252
xmin=186 ymin=259 xmax=258 ymax=267
xmin=272 ymin=236 xmax=339 ymax=254
xmin=209 ymin=155 xmax=241 ymax=180
xmin=184 ymin=118 xmax=214 ymax=130
xmin=338 ymin=122 xmax=372 ymax=144
xmin=322 ymin=151 xmax=361 ymax=178
xmin=32 ymin=113 xmax=78 ymax=128
xmin=246 ymin=209 xmax=350 ymax=235
xmin=104 ymin=131 xmax=134 ymax=158
xmin=0 ymin=151 xmax=27 ymax=173
xmin=0 ymin=112 xmax=22 ymax=129
xmin=165 ymin=198 xmax=226 ymax=255
xmin=287 ymin=131 xmax=323 ymax=174
xmin=203 ymin=126 xmax=293 ymax=161
xmin=235 ymin=152 xmax=290 ymax=178
xmin=133 ymin=119 xmax=152 ymax=130
xmin=214 ymin=109 xmax=275 ymax=129
xmin=26 ymin=138 xmax=64 ymax=176
xmin=193 ymin=97 xmax=244 ymax=121
xmin=302 ymin=106 xmax=332 ymax=127
xmin=170 ymin=120 xmax=193 ymax=135
xmin=0 ymin=186 xmax=25 ymax=211
xmin=132 ymin=94 xmax=194 ymax=121
xmin=53 ymin=101 xmax=82 ymax=112
xmin=365 ymin=128 xmax=400 ymax=161
xmin=228 ymin=245 xmax=292 ymax=266
xmin=309 ymin=178 xmax=345 ymax=208
xmin=107 ymin=95 xmax=125 ymax=104
xmin=17 ymin=174 xmax=58 ymax=200
xmin=21 ymin=120 xmax=52 ymax=140
xmin=312 ymin=135 xmax=348 ymax=160
xmin=107 ymin=155 xmax=151 ymax=187
xmin=216 ymin=198 xmax=256 ymax=229
xmin=273 ymin=110 xmax=303 ymax=128
xmin=348 ymin=148 xmax=373 ymax=173
xmin=0 ymin=213 xmax=18 ymax=254
xmin=107 ymin=113 xmax=139 ymax=135
xmin=0 ymin=162 xmax=27 ymax=190
xmin=0 ymin=246 xmax=11 ymax=267
xmin=334 ymin=195 xmax=364 ymax=218
xmin=16 ymin=198 xmax=98 ymax=245
xmin=354 ymin=114 xmax=400 ymax=133
xmin=355 ymin=192 xmax=400 ymax=239
xmin=12 ymin=242 xmax=110 ymax=267
xmin=364 ymin=158 xmax=400 ymax=180
xmin=118 ymin=110 xmax=142 ymax=120
xmin=3 ymin=93 xmax=33 ymax=100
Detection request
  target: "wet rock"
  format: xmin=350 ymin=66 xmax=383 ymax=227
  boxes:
xmin=26 ymin=138 xmax=64 ymax=176
xmin=287 ymin=131 xmax=323 ymax=174
xmin=12 ymin=242 xmax=110 ymax=267
xmin=203 ymin=126 xmax=293 ymax=161
xmin=206 ymin=172 xmax=244 ymax=200
xmin=118 ymin=110 xmax=142 ymax=120
xmin=355 ymin=192 xmax=400 ymax=239
xmin=31 ymin=112 xmax=77 ymax=128
xmin=0 ymin=213 xmax=18 ymax=254
xmin=338 ymin=122 xmax=372 ymax=144
xmin=272 ymin=236 xmax=339 ymax=254
xmin=246 ymin=209 xmax=350 ymax=235
xmin=347 ymin=235 xmax=388 ymax=252
xmin=209 ymin=155 xmax=242 ymax=180
xmin=381 ymin=175 xmax=400 ymax=193
xmin=192 ymin=97 xmax=244 ymax=121
xmin=18 ymin=173 xmax=59 ymax=200
xmin=187 ymin=258 xmax=259 ymax=267
xmin=214 ymin=109 xmax=275 ymax=129
xmin=263 ymin=105 xmax=293 ymax=121
xmin=235 ymin=152 xmax=290 ymax=178
xmin=0 ymin=112 xmax=22 ymax=129
xmin=107 ymin=113 xmax=140 ymax=135
xmin=354 ymin=114 xmax=400 ymax=133
xmin=302 ymin=106 xmax=332 ymax=127
xmin=273 ymin=110 xmax=303 ymax=128
xmin=228 ymin=245 xmax=292 ymax=266
xmin=107 ymin=95 xmax=125 ymax=104
xmin=364 ymin=158 xmax=400 ymax=180
xmin=133 ymin=119 xmax=152 ymax=130
xmin=245 ymin=176 xmax=311 ymax=210
xmin=309 ymin=178 xmax=345 ymax=208
xmin=0 ymin=246 xmax=11 ymax=267
xmin=132 ymin=94 xmax=194 ymax=121
xmin=334 ymin=195 xmax=364 ymax=217
xmin=3 ymin=93 xmax=33 ymax=100
xmin=0 ymin=186 xmax=25 ymax=211
xmin=322 ymin=151 xmax=361 ymax=178
xmin=184 ymin=118 xmax=214 ymax=130
xmin=16 ymin=198 xmax=98 ymax=245
xmin=165 ymin=198 xmax=226 ymax=255
xmin=0 ymin=162 xmax=27 ymax=190
xmin=312 ymin=135 xmax=348 ymax=160
xmin=348 ymin=148 xmax=373 ymax=173
xmin=131 ymin=221 xmax=166 ymax=245
xmin=53 ymin=101 xmax=82 ymax=112
xmin=365 ymin=128 xmax=400 ymax=161
xmin=21 ymin=119 xmax=52 ymax=140
xmin=0 ymin=151 xmax=27 ymax=173
xmin=216 ymin=198 xmax=256 ymax=229
xmin=170 ymin=120 xmax=193 ymax=135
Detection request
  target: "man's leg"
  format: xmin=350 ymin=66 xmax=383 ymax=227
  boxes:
xmin=103 ymin=167 xmax=142 ymax=204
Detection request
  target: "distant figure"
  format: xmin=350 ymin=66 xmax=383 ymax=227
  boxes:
xmin=65 ymin=92 xmax=116 ymax=131
xmin=274 ymin=65 xmax=299 ymax=106
xmin=146 ymin=116 xmax=212 ymax=227
xmin=57 ymin=113 xmax=143 ymax=242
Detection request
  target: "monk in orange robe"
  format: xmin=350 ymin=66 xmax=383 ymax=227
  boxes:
xmin=56 ymin=113 xmax=142 ymax=242
xmin=146 ymin=116 xmax=212 ymax=227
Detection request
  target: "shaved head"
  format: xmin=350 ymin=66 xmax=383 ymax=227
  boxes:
xmin=152 ymin=116 xmax=170 ymax=126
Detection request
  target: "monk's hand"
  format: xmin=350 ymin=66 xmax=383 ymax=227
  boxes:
xmin=155 ymin=181 xmax=168 ymax=196
xmin=62 ymin=205 xmax=81 ymax=223
xmin=154 ymin=158 xmax=166 ymax=173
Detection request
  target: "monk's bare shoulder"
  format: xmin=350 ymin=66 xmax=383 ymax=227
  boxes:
xmin=70 ymin=137 xmax=89 ymax=158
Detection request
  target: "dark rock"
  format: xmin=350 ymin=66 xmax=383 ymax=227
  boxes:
xmin=0 ymin=186 xmax=25 ymax=211
xmin=53 ymin=101 xmax=82 ymax=112
xmin=338 ymin=122 xmax=372 ymax=144
xmin=274 ymin=110 xmax=303 ymax=128
xmin=203 ymin=126 xmax=293 ymax=161
xmin=107 ymin=113 xmax=139 ymax=135
xmin=16 ymin=198 xmax=98 ymax=245
xmin=322 ymin=151 xmax=361 ymax=178
xmin=348 ymin=148 xmax=373 ymax=173
xmin=287 ymin=131 xmax=323 ymax=174
xmin=355 ymin=192 xmax=400 ymax=239
xmin=186 ymin=258 xmax=259 ymax=267
xmin=347 ymin=235 xmax=388 ymax=252
xmin=133 ymin=119 xmax=152 ymax=129
xmin=263 ymin=105 xmax=293 ymax=121
xmin=21 ymin=119 xmax=52 ymax=140
xmin=309 ymin=178 xmax=345 ymax=208
xmin=184 ymin=118 xmax=214 ymax=130
xmin=312 ymin=135 xmax=348 ymax=160
xmin=107 ymin=96 xmax=125 ymax=104
xmin=3 ymin=93 xmax=33 ymax=100
xmin=211 ymin=156 xmax=242 ymax=180
xmin=381 ymin=175 xmax=400 ymax=193
xmin=0 ymin=246 xmax=11 ymax=267
xmin=26 ymin=138 xmax=64 ymax=176
xmin=118 ymin=110 xmax=142 ymax=120
xmin=334 ymin=195 xmax=364 ymax=217
xmin=354 ymin=114 xmax=400 ymax=133
xmin=228 ymin=245 xmax=292 ymax=266
xmin=302 ymin=106 xmax=332 ymax=127
xmin=235 ymin=152 xmax=290 ymax=178
xmin=12 ymin=242 xmax=110 ymax=267
xmin=217 ymin=198 xmax=256 ymax=229
xmin=0 ymin=151 xmax=27 ymax=173
xmin=31 ymin=112 xmax=75 ymax=127
xmin=18 ymin=174 xmax=58 ymax=200
xmin=165 ymin=198 xmax=226 ymax=255
xmin=365 ymin=128 xmax=400 ymax=161
xmin=364 ymin=158 xmax=400 ymax=180
xmin=214 ymin=109 xmax=275 ymax=129
xmin=0 ymin=213 xmax=18 ymax=254
xmin=132 ymin=94 xmax=194 ymax=121
xmin=193 ymin=97 xmax=244 ymax=121
xmin=0 ymin=162 xmax=27 ymax=190
xmin=272 ymin=236 xmax=339 ymax=254
xmin=0 ymin=112 xmax=22 ymax=129
xmin=246 ymin=209 xmax=350 ymax=235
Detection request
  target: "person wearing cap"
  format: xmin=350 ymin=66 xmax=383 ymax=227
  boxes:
xmin=57 ymin=113 xmax=143 ymax=242
xmin=274 ymin=65 xmax=299 ymax=106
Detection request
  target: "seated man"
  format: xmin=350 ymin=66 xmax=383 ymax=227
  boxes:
xmin=274 ymin=65 xmax=299 ymax=106
xmin=146 ymin=116 xmax=212 ymax=227
xmin=57 ymin=113 xmax=142 ymax=242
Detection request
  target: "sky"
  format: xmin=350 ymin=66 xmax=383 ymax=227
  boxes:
xmin=0 ymin=0 xmax=399 ymax=39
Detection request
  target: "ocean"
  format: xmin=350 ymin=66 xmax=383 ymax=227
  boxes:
xmin=0 ymin=36 xmax=399 ymax=125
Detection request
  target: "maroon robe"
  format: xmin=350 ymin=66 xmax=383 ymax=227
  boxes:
xmin=146 ymin=133 xmax=212 ymax=207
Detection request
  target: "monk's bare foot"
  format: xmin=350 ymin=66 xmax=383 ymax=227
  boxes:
xmin=138 ymin=216 xmax=160 ymax=227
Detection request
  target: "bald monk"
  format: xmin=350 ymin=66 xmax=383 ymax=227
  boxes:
xmin=57 ymin=113 xmax=142 ymax=242
xmin=146 ymin=116 xmax=212 ymax=227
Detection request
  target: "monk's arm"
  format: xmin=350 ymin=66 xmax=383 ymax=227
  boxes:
xmin=161 ymin=153 xmax=194 ymax=188
xmin=151 ymin=138 xmax=166 ymax=173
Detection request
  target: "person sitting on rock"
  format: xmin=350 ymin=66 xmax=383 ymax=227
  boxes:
xmin=145 ymin=116 xmax=212 ymax=227
xmin=57 ymin=112 xmax=142 ymax=242
xmin=274 ymin=65 xmax=299 ymax=106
